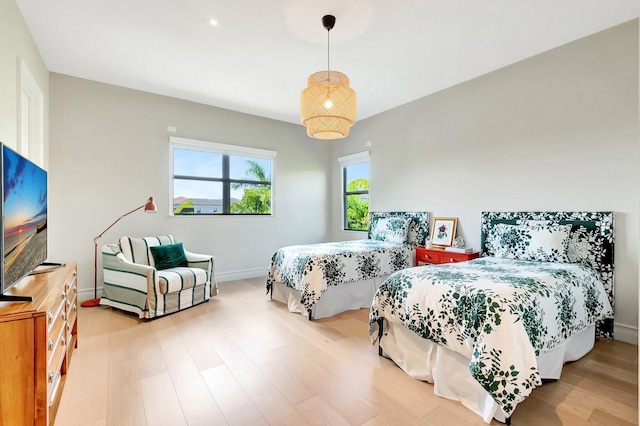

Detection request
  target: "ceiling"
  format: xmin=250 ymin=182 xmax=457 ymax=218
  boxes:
xmin=16 ymin=0 xmax=639 ymax=126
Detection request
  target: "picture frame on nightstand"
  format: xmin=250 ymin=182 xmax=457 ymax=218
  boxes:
xmin=430 ymin=217 xmax=458 ymax=247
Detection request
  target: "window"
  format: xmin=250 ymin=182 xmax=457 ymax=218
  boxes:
xmin=170 ymin=137 xmax=276 ymax=215
xmin=339 ymin=151 xmax=370 ymax=231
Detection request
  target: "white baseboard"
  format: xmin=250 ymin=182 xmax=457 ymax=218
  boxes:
xmin=614 ymin=322 xmax=638 ymax=345
xmin=215 ymin=267 xmax=267 ymax=282
xmin=78 ymin=287 xmax=99 ymax=303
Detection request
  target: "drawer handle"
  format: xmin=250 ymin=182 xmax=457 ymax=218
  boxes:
xmin=449 ymin=258 xmax=454 ymax=262
xmin=48 ymin=338 xmax=54 ymax=351
xmin=61 ymin=289 xmax=65 ymax=299
xmin=61 ymin=310 xmax=66 ymax=321
xmin=48 ymin=371 xmax=55 ymax=383
xmin=61 ymin=336 xmax=66 ymax=346
xmin=48 ymin=312 xmax=54 ymax=325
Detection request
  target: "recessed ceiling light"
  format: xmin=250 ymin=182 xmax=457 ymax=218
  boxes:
xmin=209 ymin=18 xmax=218 ymax=26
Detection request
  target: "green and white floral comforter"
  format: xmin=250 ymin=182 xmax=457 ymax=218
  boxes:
xmin=266 ymin=240 xmax=412 ymax=313
xmin=368 ymin=257 xmax=612 ymax=417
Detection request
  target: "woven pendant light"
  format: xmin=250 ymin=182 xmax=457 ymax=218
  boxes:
xmin=301 ymin=15 xmax=357 ymax=140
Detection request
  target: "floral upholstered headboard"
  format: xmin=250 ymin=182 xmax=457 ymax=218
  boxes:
xmin=480 ymin=211 xmax=615 ymax=339
xmin=368 ymin=211 xmax=430 ymax=248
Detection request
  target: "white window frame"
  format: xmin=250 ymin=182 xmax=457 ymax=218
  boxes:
xmin=338 ymin=150 xmax=370 ymax=231
xmin=169 ymin=136 xmax=277 ymax=216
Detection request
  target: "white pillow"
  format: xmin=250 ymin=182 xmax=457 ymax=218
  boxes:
xmin=370 ymin=217 xmax=411 ymax=244
xmin=487 ymin=222 xmax=571 ymax=262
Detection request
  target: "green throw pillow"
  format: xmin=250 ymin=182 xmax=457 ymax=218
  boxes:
xmin=150 ymin=243 xmax=188 ymax=270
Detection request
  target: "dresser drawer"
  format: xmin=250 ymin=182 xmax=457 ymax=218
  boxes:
xmin=44 ymin=291 xmax=66 ymax=335
xmin=66 ymin=311 xmax=77 ymax=348
xmin=47 ymin=331 xmax=66 ymax=398
xmin=65 ymin=292 xmax=77 ymax=322
xmin=415 ymin=247 xmax=443 ymax=264
xmin=441 ymin=252 xmax=478 ymax=263
xmin=66 ymin=299 xmax=77 ymax=325
xmin=47 ymin=314 xmax=65 ymax=365
xmin=48 ymin=369 xmax=62 ymax=408
xmin=64 ymin=272 xmax=77 ymax=297
xmin=415 ymin=247 xmax=479 ymax=265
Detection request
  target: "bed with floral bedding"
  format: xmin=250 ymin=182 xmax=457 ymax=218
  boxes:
xmin=368 ymin=211 xmax=614 ymax=424
xmin=266 ymin=211 xmax=429 ymax=320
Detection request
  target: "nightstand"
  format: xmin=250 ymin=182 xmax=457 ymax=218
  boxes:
xmin=415 ymin=247 xmax=479 ymax=265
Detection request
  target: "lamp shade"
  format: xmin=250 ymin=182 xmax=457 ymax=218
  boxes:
xmin=144 ymin=196 xmax=157 ymax=213
xmin=301 ymin=70 xmax=357 ymax=140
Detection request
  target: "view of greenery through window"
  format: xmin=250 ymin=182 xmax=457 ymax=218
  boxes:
xmin=173 ymin=147 xmax=272 ymax=215
xmin=344 ymin=162 xmax=369 ymax=231
xmin=173 ymin=144 xmax=367 ymax=224
xmin=230 ymin=160 xmax=271 ymax=213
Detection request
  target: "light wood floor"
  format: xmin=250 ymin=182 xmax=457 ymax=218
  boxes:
xmin=55 ymin=277 xmax=638 ymax=426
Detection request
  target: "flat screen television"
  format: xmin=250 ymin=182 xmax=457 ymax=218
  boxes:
xmin=0 ymin=144 xmax=48 ymax=302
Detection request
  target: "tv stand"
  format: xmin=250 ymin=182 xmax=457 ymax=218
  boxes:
xmin=0 ymin=262 xmax=77 ymax=426
xmin=0 ymin=294 xmax=33 ymax=302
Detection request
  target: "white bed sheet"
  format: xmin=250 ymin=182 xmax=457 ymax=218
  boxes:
xmin=379 ymin=322 xmax=595 ymax=424
xmin=271 ymin=275 xmax=390 ymax=319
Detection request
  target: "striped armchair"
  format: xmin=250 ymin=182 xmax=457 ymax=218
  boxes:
xmin=99 ymin=235 xmax=217 ymax=319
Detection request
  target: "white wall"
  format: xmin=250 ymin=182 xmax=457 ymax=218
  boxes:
xmin=331 ymin=20 xmax=639 ymax=343
xmin=49 ymin=75 xmax=332 ymax=297
xmin=0 ymin=0 xmax=49 ymax=159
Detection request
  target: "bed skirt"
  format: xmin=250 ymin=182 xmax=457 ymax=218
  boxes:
xmin=379 ymin=322 xmax=595 ymax=424
xmin=271 ymin=276 xmax=389 ymax=319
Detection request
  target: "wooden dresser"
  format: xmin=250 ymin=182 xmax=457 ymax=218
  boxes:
xmin=0 ymin=262 xmax=78 ymax=426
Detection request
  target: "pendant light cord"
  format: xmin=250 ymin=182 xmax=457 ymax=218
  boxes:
xmin=327 ymin=26 xmax=330 ymax=74
xmin=321 ymin=15 xmax=336 ymax=84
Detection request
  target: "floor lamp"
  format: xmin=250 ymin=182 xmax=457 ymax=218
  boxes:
xmin=80 ymin=196 xmax=157 ymax=308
